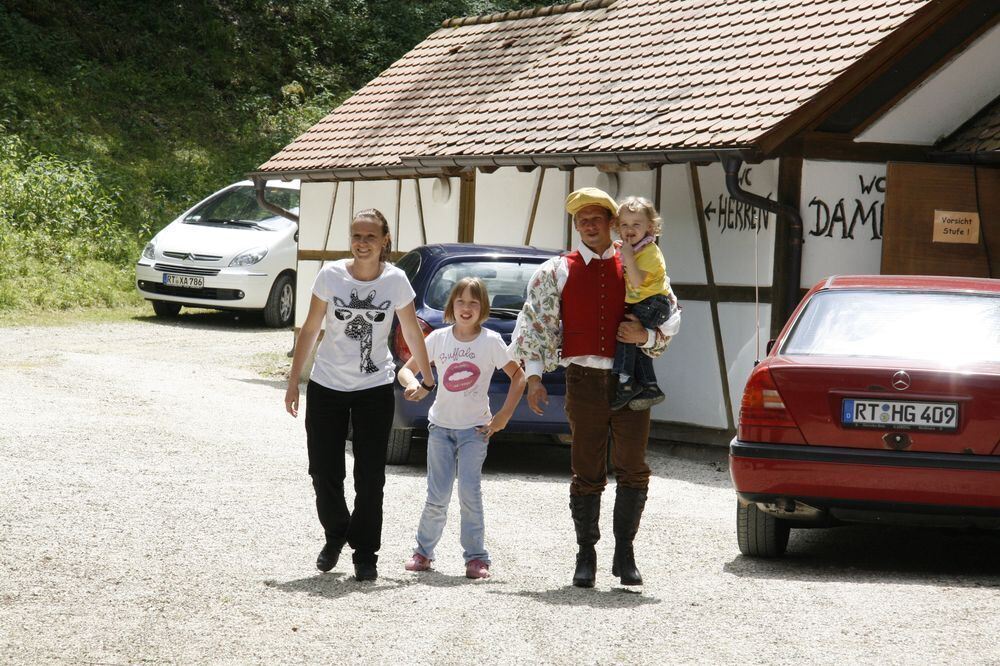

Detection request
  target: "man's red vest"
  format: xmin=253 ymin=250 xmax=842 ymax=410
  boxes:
xmin=561 ymin=250 xmax=626 ymax=359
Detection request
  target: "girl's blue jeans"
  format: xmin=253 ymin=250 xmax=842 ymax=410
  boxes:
xmin=414 ymin=424 xmax=490 ymax=564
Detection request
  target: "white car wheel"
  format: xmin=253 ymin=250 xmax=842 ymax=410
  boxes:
xmin=263 ymin=274 xmax=294 ymax=328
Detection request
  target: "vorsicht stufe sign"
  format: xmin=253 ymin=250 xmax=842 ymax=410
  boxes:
xmin=932 ymin=210 xmax=980 ymax=244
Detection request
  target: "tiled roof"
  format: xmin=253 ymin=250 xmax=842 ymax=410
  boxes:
xmin=257 ymin=0 xmax=940 ymax=176
xmin=937 ymin=94 xmax=1000 ymax=154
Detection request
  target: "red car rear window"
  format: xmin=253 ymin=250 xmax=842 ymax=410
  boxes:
xmin=781 ymin=290 xmax=1000 ymax=365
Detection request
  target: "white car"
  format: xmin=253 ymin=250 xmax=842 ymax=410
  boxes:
xmin=136 ymin=179 xmax=299 ymax=327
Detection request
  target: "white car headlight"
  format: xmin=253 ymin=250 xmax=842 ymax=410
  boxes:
xmin=142 ymin=241 xmax=156 ymax=260
xmin=229 ymin=247 xmax=268 ymax=267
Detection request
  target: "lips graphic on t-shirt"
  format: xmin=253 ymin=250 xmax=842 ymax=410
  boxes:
xmin=443 ymin=361 xmax=481 ymax=392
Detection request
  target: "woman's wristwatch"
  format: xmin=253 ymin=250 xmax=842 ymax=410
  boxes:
xmin=419 ymin=380 xmax=436 ymax=392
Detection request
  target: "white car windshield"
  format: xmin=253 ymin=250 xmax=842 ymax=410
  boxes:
xmin=183 ymin=186 xmax=299 ymax=231
xmin=782 ymin=289 xmax=1000 ymax=365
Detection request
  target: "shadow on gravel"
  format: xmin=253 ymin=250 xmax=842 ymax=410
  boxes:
xmin=386 ymin=439 xmax=732 ymax=489
xmin=646 ymin=450 xmax=732 ymax=490
xmin=238 ymin=377 xmax=290 ymax=389
xmin=724 ymin=524 xmax=1000 ymax=587
xmin=268 ymin=572 xmax=419 ymax=599
xmin=133 ymin=310 xmax=277 ymax=332
xmin=487 ymin=586 xmax=660 ymax=608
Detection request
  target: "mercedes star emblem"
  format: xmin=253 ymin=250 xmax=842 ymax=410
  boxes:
xmin=891 ymin=370 xmax=911 ymax=391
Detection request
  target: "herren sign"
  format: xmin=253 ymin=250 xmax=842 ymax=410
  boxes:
xmin=932 ymin=210 xmax=980 ymax=244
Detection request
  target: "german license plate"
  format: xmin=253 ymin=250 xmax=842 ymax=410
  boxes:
xmin=841 ymin=399 xmax=958 ymax=431
xmin=163 ymin=274 xmax=204 ymax=289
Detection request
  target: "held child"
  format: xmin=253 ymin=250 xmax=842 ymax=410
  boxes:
xmin=398 ymin=277 xmax=526 ymax=579
xmin=611 ymin=196 xmax=675 ymax=411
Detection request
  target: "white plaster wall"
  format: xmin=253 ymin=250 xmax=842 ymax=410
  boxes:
xmin=471 ymin=168 xmax=566 ymax=250
xmin=696 ymin=161 xmax=777 ymax=286
xmin=297 ymin=182 xmax=337 ymax=251
xmin=659 ymin=165 xmax=707 ymax=284
xmin=473 ymin=168 xmax=536 ymax=247
xmin=858 ymin=23 xmax=1000 ymax=145
xmin=719 ymin=302 xmax=772 ymax=421
xmin=617 ymin=170 xmax=656 ymax=200
xmin=650 ymin=300 xmax=728 ymax=428
xmin=800 ymin=160 xmax=886 ymax=287
xmin=294 ymin=259 xmax=322 ymax=328
xmin=397 ymin=177 xmax=460 ymax=250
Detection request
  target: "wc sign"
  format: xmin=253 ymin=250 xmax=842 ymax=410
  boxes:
xmin=932 ymin=210 xmax=980 ymax=244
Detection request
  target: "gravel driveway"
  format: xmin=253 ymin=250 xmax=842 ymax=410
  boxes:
xmin=3 ymin=313 xmax=1000 ymax=664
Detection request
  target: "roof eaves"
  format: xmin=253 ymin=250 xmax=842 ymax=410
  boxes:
xmin=402 ymin=146 xmax=762 ymax=171
xmin=246 ymin=165 xmax=457 ymax=183
xmin=441 ymin=0 xmax=615 ymax=28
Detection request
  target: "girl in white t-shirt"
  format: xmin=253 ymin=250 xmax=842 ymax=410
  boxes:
xmin=285 ymin=209 xmax=435 ymax=583
xmin=397 ymin=277 xmax=526 ymax=579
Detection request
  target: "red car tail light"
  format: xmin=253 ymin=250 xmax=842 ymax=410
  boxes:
xmin=393 ymin=317 xmax=432 ymax=363
xmin=739 ymin=365 xmax=805 ymax=444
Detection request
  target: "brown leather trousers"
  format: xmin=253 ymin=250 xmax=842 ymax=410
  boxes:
xmin=564 ymin=364 xmax=651 ymax=496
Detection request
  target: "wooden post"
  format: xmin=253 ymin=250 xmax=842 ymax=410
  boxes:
xmin=394 ymin=179 xmax=402 ymax=246
xmin=322 ymin=182 xmax=340 ymax=251
xmin=772 ymin=156 xmax=803 ymax=336
xmin=523 ymin=168 xmax=546 ymax=246
xmin=414 ymin=178 xmax=427 ymax=245
xmin=565 ymin=169 xmax=575 ymax=250
xmin=690 ymin=163 xmax=735 ymax=434
xmin=458 ymin=170 xmax=476 ymax=243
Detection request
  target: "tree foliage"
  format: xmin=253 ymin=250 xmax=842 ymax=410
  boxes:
xmin=0 ymin=0 xmax=542 ymax=310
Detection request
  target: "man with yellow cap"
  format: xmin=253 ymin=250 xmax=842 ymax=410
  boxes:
xmin=510 ymin=187 xmax=677 ymax=588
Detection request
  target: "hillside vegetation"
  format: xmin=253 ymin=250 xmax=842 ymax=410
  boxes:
xmin=0 ymin=0 xmax=537 ymax=314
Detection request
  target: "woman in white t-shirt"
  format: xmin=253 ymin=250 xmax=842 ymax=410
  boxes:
xmin=285 ymin=209 xmax=435 ymax=583
xmin=397 ymin=277 xmax=526 ymax=579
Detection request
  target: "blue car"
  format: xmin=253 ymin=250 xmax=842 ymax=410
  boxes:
xmin=387 ymin=243 xmax=569 ymax=464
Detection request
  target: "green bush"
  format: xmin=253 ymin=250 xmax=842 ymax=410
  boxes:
xmin=0 ymin=133 xmax=135 ymax=263
xmin=0 ymin=1 xmax=542 ymax=316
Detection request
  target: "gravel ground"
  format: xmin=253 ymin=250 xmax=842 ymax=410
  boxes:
xmin=3 ymin=313 xmax=1000 ymax=665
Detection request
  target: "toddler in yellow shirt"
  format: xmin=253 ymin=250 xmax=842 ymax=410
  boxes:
xmin=611 ymin=196 xmax=674 ymax=411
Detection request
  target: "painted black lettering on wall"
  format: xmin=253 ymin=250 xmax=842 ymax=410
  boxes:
xmin=704 ymin=168 xmax=772 ymax=235
xmin=807 ymin=173 xmax=885 ymax=241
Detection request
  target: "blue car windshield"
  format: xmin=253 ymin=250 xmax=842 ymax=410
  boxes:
xmin=425 ymin=260 xmax=543 ymax=316
xmin=183 ymin=186 xmax=299 ymax=230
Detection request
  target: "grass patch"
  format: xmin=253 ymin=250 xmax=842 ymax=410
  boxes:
xmin=0 ymin=304 xmax=149 ymax=328
xmin=250 ymin=351 xmax=292 ymax=380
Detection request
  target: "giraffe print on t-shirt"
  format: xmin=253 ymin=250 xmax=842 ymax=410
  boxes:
xmin=332 ymin=289 xmax=392 ymax=374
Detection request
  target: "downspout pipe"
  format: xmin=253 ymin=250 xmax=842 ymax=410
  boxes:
xmin=722 ymin=156 xmax=802 ymax=324
xmin=252 ymin=177 xmax=299 ymax=224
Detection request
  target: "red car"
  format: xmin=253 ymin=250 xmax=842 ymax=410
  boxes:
xmin=730 ymin=275 xmax=1000 ymax=557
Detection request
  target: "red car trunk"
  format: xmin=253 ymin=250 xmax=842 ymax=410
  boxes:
xmin=769 ymin=356 xmax=1000 ymax=455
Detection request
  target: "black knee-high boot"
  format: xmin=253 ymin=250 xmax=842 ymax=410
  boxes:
xmin=570 ymin=494 xmax=601 ymax=588
xmin=612 ymin=486 xmax=647 ymax=586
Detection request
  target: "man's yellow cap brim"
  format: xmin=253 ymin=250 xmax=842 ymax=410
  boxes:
xmin=565 ymin=188 xmax=618 ymax=217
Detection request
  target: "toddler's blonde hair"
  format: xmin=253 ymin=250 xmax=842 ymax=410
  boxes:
xmin=615 ymin=196 xmax=662 ymax=237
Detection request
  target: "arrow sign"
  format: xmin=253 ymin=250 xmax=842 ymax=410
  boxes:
xmin=704 ymin=201 xmax=716 ymax=221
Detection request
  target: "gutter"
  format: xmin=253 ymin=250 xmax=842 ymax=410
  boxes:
xmin=721 ymin=155 xmax=803 ymax=322
xmin=252 ymin=177 xmax=299 ymax=223
xmin=247 ymin=147 xmax=763 ymax=183
xmin=404 ymin=147 xmax=759 ymax=170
